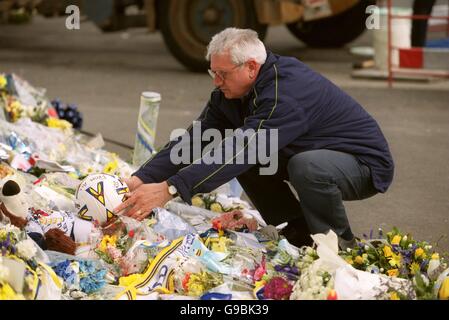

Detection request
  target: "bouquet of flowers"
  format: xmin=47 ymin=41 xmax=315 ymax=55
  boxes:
xmin=180 ymin=270 xmax=224 ymax=297
xmin=168 ymin=253 xmax=224 ymax=297
xmin=0 ymin=223 xmax=49 ymax=299
xmin=339 ymin=227 xmax=448 ymax=299
xmin=191 ymin=193 xmax=247 ymax=213
xmin=211 ymin=210 xmax=258 ymax=233
xmin=0 ymin=73 xmax=52 ymax=125
xmin=51 ymin=259 xmax=107 ymax=299
xmin=93 ymin=217 xmax=163 ymax=279
xmin=252 ymin=240 xmax=303 ymax=300
xmin=289 ymin=246 xmax=335 ymax=300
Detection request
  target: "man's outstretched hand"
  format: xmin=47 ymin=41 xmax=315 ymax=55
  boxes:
xmin=114 ymin=181 xmax=173 ymax=221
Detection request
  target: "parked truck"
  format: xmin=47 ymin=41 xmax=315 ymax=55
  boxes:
xmin=1 ymin=0 xmax=376 ymax=71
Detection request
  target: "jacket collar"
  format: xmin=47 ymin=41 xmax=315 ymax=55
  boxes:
xmin=254 ymin=50 xmax=277 ymax=88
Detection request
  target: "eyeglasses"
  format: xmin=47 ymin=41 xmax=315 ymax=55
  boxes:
xmin=208 ymin=63 xmax=243 ymax=81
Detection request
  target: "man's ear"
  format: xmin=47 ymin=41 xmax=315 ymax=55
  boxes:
xmin=247 ymin=59 xmax=258 ymax=72
xmin=247 ymin=59 xmax=260 ymax=79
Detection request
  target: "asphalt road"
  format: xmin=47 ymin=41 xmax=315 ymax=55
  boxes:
xmin=1 ymin=16 xmax=448 ymax=253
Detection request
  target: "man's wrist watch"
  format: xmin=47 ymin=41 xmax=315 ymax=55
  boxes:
xmin=167 ymin=182 xmax=178 ymax=197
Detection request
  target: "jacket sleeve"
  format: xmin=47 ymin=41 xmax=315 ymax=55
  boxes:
xmin=132 ymin=92 xmax=227 ymax=184
xmin=167 ymin=64 xmax=310 ymax=204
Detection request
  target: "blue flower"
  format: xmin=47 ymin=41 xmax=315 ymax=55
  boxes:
xmin=79 ymin=261 xmax=96 ymax=274
xmin=78 ymin=261 xmax=107 ymax=294
xmin=52 ymin=260 xmax=77 ymax=285
xmin=79 ymin=273 xmax=106 ymax=294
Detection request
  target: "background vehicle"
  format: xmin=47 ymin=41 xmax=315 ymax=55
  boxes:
xmin=1 ymin=0 xmax=376 ymax=71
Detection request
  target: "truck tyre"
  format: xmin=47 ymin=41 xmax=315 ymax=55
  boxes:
xmin=159 ymin=0 xmax=267 ymax=72
xmin=286 ymin=0 xmax=376 ymax=48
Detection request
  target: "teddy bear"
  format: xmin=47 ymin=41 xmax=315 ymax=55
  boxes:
xmin=0 ymin=179 xmax=94 ymax=255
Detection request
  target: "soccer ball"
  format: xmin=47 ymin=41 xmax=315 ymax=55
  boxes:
xmin=75 ymin=173 xmax=129 ymax=225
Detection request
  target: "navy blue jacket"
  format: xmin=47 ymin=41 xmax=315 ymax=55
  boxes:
xmin=133 ymin=51 xmax=394 ymax=204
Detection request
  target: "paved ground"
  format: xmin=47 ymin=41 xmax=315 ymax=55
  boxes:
xmin=1 ymin=16 xmax=448 ymax=253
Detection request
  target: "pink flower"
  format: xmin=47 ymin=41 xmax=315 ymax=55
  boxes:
xmin=253 ymin=256 xmax=266 ymax=281
xmin=106 ymin=245 xmax=123 ymax=263
xmin=263 ymin=277 xmax=293 ymax=300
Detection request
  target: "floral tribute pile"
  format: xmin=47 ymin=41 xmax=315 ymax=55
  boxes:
xmin=1 ymin=74 xmax=448 ymax=300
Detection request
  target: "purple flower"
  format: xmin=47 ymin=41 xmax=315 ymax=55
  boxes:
xmin=274 ymin=265 xmax=283 ymax=272
xmin=274 ymin=264 xmax=300 ymax=278
xmin=420 ymin=260 xmax=428 ymax=271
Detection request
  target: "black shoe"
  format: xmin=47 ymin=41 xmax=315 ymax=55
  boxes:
xmin=279 ymin=219 xmax=313 ymax=248
xmin=338 ymin=236 xmax=361 ymax=251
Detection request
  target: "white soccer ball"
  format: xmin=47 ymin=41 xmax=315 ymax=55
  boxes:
xmin=75 ymin=173 xmax=129 ymax=225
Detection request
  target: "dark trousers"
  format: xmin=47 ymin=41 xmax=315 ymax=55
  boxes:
xmin=237 ymin=150 xmax=377 ymax=246
xmin=411 ymin=0 xmax=437 ymax=47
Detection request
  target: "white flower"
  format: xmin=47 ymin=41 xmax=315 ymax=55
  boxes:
xmin=16 ymin=239 xmax=37 ymax=260
xmin=425 ymin=245 xmax=432 ymax=250
xmin=403 ymin=236 xmax=407 ymax=241
xmin=346 ymin=248 xmax=351 ymax=253
xmin=364 ymin=245 xmax=370 ymax=251
xmin=408 ymin=244 xmax=413 ymax=248
xmin=380 ymin=268 xmax=384 ymax=272
xmin=290 ymin=264 xmax=333 ymax=300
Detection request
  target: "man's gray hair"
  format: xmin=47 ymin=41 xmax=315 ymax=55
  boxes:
xmin=206 ymin=28 xmax=267 ymax=65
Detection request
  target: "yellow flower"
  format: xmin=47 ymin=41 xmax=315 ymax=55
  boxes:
xmin=345 ymin=257 xmax=354 ymax=265
xmin=210 ymin=236 xmax=231 ymax=253
xmin=354 ymin=256 xmax=364 ymax=265
xmin=186 ymin=273 xmax=205 ymax=297
xmin=7 ymin=100 xmax=22 ymax=122
xmin=432 ymin=253 xmax=440 ymax=260
xmin=0 ymin=75 xmax=7 ymax=89
xmin=383 ymin=245 xmax=393 ymax=258
xmin=389 ymin=252 xmax=402 ymax=267
xmin=391 ymin=235 xmax=402 ymax=246
xmin=210 ymin=202 xmax=223 ymax=213
xmin=46 ymin=118 xmax=73 ymax=130
xmin=103 ymin=159 xmax=118 ymax=174
xmin=439 ymin=277 xmax=449 ymax=300
xmin=191 ymin=196 xmax=205 ymax=208
xmin=410 ymin=262 xmax=420 ymax=275
xmin=415 ymin=248 xmax=425 ymax=259
xmin=390 ymin=292 xmax=400 ymax=300
xmin=254 ymin=280 xmax=266 ymax=289
xmin=99 ymin=235 xmax=117 ymax=252
xmin=387 ymin=269 xmax=399 ymax=277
